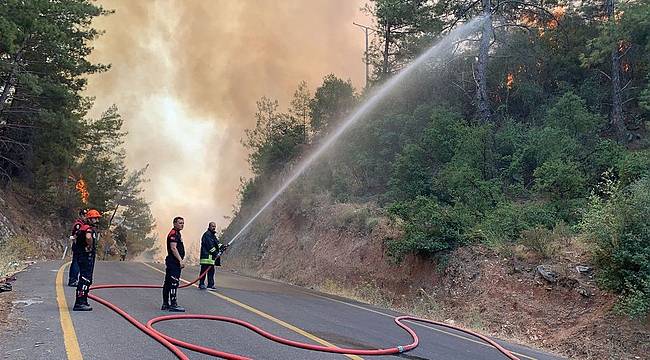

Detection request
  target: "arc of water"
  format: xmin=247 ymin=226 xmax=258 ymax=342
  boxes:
xmin=228 ymin=17 xmax=485 ymax=246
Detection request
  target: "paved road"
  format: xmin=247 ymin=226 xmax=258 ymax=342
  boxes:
xmin=1 ymin=261 xmax=565 ymax=360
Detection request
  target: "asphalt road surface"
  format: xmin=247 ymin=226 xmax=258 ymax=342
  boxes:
xmin=1 ymin=261 xmax=565 ymax=360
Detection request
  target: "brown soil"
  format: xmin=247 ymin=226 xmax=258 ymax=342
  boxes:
xmin=0 ymin=187 xmax=64 ymax=260
xmin=226 ymin=198 xmax=650 ymax=360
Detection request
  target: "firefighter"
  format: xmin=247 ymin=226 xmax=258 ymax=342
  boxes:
xmin=72 ymin=209 xmax=101 ymax=311
xmin=67 ymin=209 xmax=87 ymax=287
xmin=198 ymin=222 xmax=224 ymax=290
xmin=161 ymin=216 xmax=186 ymax=312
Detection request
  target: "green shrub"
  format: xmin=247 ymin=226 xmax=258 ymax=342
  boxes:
xmin=474 ymin=201 xmax=558 ymax=246
xmin=433 ymin=163 xmax=501 ymax=213
xmin=509 ymin=126 xmax=580 ymax=185
xmin=543 ymin=91 xmax=604 ymax=137
xmin=580 ymin=175 xmax=650 ymax=317
xmin=332 ymin=207 xmax=377 ymax=234
xmin=387 ymin=143 xmax=433 ymax=201
xmin=534 ymin=159 xmax=586 ymax=200
xmin=585 ymin=140 xmax=625 ymax=183
xmin=617 ymin=149 xmax=650 ymax=186
xmin=387 ymin=107 xmax=466 ymax=202
xmin=387 ymin=197 xmax=471 ymax=260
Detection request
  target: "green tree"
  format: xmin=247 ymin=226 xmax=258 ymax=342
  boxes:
xmin=309 ymin=74 xmax=356 ymax=133
xmin=581 ymin=0 xmax=650 ymax=143
xmin=0 ymin=0 xmax=109 ymax=182
xmin=289 ymin=81 xmax=312 ymax=142
xmin=365 ymin=0 xmax=440 ymax=78
xmin=408 ymin=0 xmax=558 ymax=123
xmin=77 ymin=105 xmax=127 ymax=210
xmin=102 ymin=164 xmax=156 ymax=257
xmin=243 ymin=97 xmax=305 ymax=176
xmin=120 ymin=197 xmax=157 ymax=255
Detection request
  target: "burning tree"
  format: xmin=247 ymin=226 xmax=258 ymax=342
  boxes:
xmin=366 ymin=0 xmax=561 ymax=123
xmin=74 ymin=177 xmax=90 ymax=205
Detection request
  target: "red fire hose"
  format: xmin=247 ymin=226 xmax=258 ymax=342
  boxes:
xmin=87 ymin=267 xmax=520 ymax=360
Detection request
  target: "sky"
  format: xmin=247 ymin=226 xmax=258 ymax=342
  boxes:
xmin=85 ymin=0 xmax=370 ymax=256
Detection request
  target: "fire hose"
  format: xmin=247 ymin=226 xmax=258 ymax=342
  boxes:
xmin=85 ymin=263 xmax=521 ymax=360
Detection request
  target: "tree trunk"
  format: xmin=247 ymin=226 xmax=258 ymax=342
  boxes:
xmin=0 ymin=38 xmax=28 ymax=115
xmin=383 ymin=23 xmax=391 ymax=76
xmin=607 ymin=0 xmax=627 ymax=143
xmin=475 ymin=0 xmax=492 ymax=123
xmin=0 ymin=51 xmax=23 ymax=114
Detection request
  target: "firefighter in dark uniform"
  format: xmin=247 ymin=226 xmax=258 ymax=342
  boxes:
xmin=72 ymin=209 xmax=101 ymax=311
xmin=162 ymin=216 xmax=186 ymax=312
xmin=198 ymin=222 xmax=225 ymax=290
xmin=67 ymin=209 xmax=87 ymax=287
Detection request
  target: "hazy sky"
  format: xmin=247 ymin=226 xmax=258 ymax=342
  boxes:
xmin=85 ymin=0 xmax=369 ymax=255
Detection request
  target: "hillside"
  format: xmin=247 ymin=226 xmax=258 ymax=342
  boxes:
xmin=222 ymin=2 xmax=650 ymax=359
xmin=224 ymin=195 xmax=649 ymax=359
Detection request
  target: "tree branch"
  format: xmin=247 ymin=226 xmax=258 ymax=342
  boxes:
xmin=597 ymin=69 xmax=612 ymax=81
xmin=493 ymin=1 xmax=555 ymax=19
xmin=441 ymin=0 xmax=482 ymax=32
xmin=494 ymin=23 xmax=536 ymax=35
xmin=621 ymin=79 xmax=633 ymax=91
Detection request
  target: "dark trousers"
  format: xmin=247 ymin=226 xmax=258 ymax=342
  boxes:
xmin=68 ymin=248 xmax=80 ymax=284
xmin=163 ymin=260 xmax=182 ymax=306
xmin=199 ymin=264 xmax=215 ymax=287
xmin=74 ymin=252 xmax=95 ymax=305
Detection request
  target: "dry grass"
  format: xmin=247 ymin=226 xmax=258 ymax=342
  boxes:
xmin=319 ymin=278 xmax=447 ymax=321
xmin=519 ymin=222 xmax=572 ymax=259
xmin=0 ymin=235 xmax=39 ymax=279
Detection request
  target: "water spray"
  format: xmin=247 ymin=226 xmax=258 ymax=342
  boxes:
xmin=226 ymin=17 xmax=486 ymax=248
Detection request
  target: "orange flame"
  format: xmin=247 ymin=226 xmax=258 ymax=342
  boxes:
xmin=551 ymin=6 xmax=566 ymax=18
xmin=622 ymin=62 xmax=630 ymax=72
xmin=520 ymin=6 xmax=566 ymax=33
xmin=520 ymin=14 xmax=537 ymax=28
xmin=75 ymin=178 xmax=89 ymax=205
xmin=506 ymin=73 xmax=514 ymax=89
xmin=547 ymin=6 xmax=565 ymax=29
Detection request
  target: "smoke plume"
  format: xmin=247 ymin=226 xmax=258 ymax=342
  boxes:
xmin=85 ymin=0 xmax=368 ymax=258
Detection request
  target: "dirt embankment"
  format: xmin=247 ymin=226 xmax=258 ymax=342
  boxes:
xmin=0 ymin=186 xmax=64 ymax=333
xmin=226 ymin=198 xmax=649 ymax=360
xmin=0 ymin=187 xmax=63 ymax=265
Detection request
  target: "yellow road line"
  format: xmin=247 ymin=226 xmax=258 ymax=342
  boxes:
xmin=142 ymin=262 xmax=363 ymax=360
xmin=56 ymin=262 xmax=83 ymax=360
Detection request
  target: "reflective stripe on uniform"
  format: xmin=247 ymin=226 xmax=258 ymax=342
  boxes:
xmin=199 ymin=258 xmax=214 ymax=265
